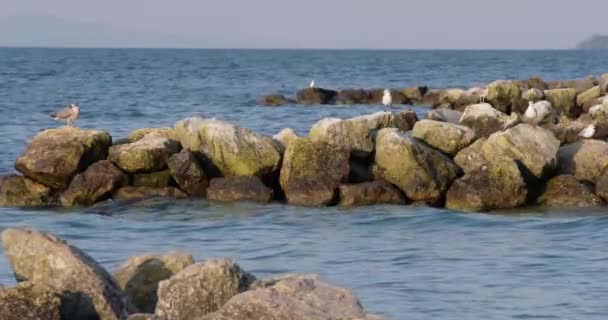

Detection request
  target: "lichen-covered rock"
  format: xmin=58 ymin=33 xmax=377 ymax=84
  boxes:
xmin=594 ymin=173 xmax=608 ymax=201
xmin=544 ymin=88 xmax=578 ymax=118
xmin=167 ymin=150 xmax=208 ymax=197
xmin=202 ymin=274 xmax=378 ymax=320
xmin=0 ymin=175 xmax=54 ymax=207
xmin=206 ymin=177 xmax=274 ymax=203
xmin=60 ymin=160 xmax=129 ymax=207
xmin=522 ymin=101 xmax=556 ymax=126
xmin=114 ymin=187 xmax=188 ymax=202
xmin=557 ymin=140 xmax=608 ymax=182
xmin=524 ymin=77 xmax=548 ymax=90
xmin=114 ymin=252 xmax=194 ymax=313
xmin=400 ymin=86 xmax=427 ymax=104
xmin=272 ymin=128 xmax=300 ymax=151
xmin=15 ymin=127 xmax=112 ymax=189
xmin=296 ymin=88 xmax=338 ymax=105
xmin=446 ymin=158 xmax=527 ymax=212
xmin=127 ymin=128 xmax=178 ymax=143
xmin=537 ymin=175 xmax=603 ymax=208
xmin=425 ymin=109 xmax=463 ymax=124
xmin=375 ymin=129 xmax=460 ymax=203
xmin=280 ymin=139 xmax=350 ymax=206
xmin=369 ymin=89 xmax=410 ymax=105
xmin=522 ymin=88 xmax=545 ymax=102
xmin=547 ymin=77 xmax=597 ymax=94
xmin=436 ymin=88 xmax=466 ymax=109
xmin=577 ymin=86 xmax=602 ymax=110
xmin=486 ymin=80 xmax=525 ymax=113
xmin=454 ymin=138 xmax=488 ymax=174
xmin=0 ymin=282 xmax=62 ymax=320
xmin=109 ymin=132 xmax=181 ymax=174
xmin=335 ymin=89 xmax=370 ymax=104
xmin=309 ymin=117 xmax=374 ymax=156
xmin=1 ymin=228 xmax=134 ymax=320
xmin=133 ymin=170 xmax=173 ymax=188
xmin=412 ymin=119 xmax=477 ymax=155
xmin=257 ymin=94 xmax=292 ymax=106
xmin=155 ymin=259 xmax=254 ymax=320
xmin=175 ymin=117 xmax=281 ymax=178
xmin=338 ymin=181 xmax=406 ymax=206
xmin=459 ymin=103 xmax=520 ymax=137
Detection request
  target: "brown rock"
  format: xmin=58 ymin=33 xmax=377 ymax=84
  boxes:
xmin=109 ymin=132 xmax=182 ymax=174
xmin=524 ymin=77 xmax=548 ymax=90
xmin=369 ymin=89 xmax=410 ymax=105
xmin=133 ymin=170 xmax=173 ymax=188
xmin=167 ymin=150 xmax=209 ymax=197
xmin=0 ymin=175 xmax=54 ymax=207
xmin=547 ymin=77 xmax=597 ymax=94
xmin=296 ymin=88 xmax=337 ymax=105
xmin=400 ymin=86 xmax=428 ymax=104
xmin=454 ymin=138 xmax=488 ymax=174
xmin=544 ymin=88 xmax=579 ymax=118
xmin=60 ymin=160 xmax=129 ymax=207
xmin=114 ymin=187 xmax=188 ymax=202
xmin=557 ymin=139 xmax=608 ymax=182
xmin=537 ymin=175 xmax=603 ymax=208
xmin=257 ymin=95 xmax=291 ymax=106
xmin=206 ymin=177 xmax=274 ymax=203
xmin=0 ymin=282 xmax=62 ymax=320
xmin=339 ymin=181 xmax=406 ymax=206
xmin=335 ymin=89 xmax=371 ymax=104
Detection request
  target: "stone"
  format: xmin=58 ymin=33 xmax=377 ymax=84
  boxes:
xmin=257 ymin=94 xmax=291 ymax=106
xmin=0 ymin=282 xmax=62 ymax=320
xmin=557 ymin=140 xmax=608 ymax=182
xmin=309 ymin=117 xmax=374 ymax=156
xmin=400 ymin=86 xmax=427 ymax=104
xmin=0 ymin=175 xmax=54 ymax=207
xmin=594 ymin=173 xmax=608 ymax=201
xmin=425 ymin=109 xmax=463 ymax=124
xmin=1 ymin=228 xmax=134 ymax=320
xmin=547 ymin=77 xmax=597 ymax=94
xmin=127 ymin=128 xmax=178 ymax=143
xmin=348 ymin=111 xmax=395 ymax=131
xmin=577 ymin=86 xmax=602 ymax=110
xmin=375 ymin=129 xmax=460 ymax=204
xmin=369 ymin=89 xmax=410 ymax=105
xmin=296 ymin=88 xmax=338 ymax=105
xmin=394 ymin=109 xmax=419 ymax=131
xmin=175 ymin=117 xmax=281 ymax=178
xmin=459 ymin=103 xmax=520 ymax=137
xmin=167 ymin=150 xmax=209 ymax=197
xmin=133 ymin=170 xmax=173 ymax=188
xmin=206 ymin=177 xmax=274 ymax=203
xmin=524 ymin=77 xmax=548 ymax=90
xmin=155 ymin=259 xmax=255 ymax=320
xmin=113 ymin=252 xmax=194 ymax=313
xmin=544 ymin=88 xmax=578 ymax=117
xmin=423 ymin=89 xmax=443 ymax=107
xmin=412 ymin=119 xmax=477 ymax=155
xmin=446 ymin=158 xmax=527 ymax=212
xmin=272 ymin=128 xmax=300 ymax=151
xmin=335 ymin=89 xmax=371 ymax=104
xmin=537 ymin=175 xmax=603 ymax=208
xmin=338 ymin=181 xmax=406 ymax=206
xmin=60 ymin=160 xmax=129 ymax=207
xmin=128 ymin=314 xmax=164 ymax=320
xmin=109 ymin=132 xmax=181 ymax=174
xmin=15 ymin=127 xmax=111 ymax=189
xmin=599 ymin=73 xmax=608 ymax=94
xmin=114 ymin=187 xmax=188 ymax=202
xmin=486 ymin=80 xmax=525 ymax=114
xmin=437 ymin=88 xmax=466 ymax=109
xmin=522 ymin=88 xmax=545 ymax=102
xmin=280 ymin=139 xmax=350 ymax=206
xmin=546 ymin=115 xmax=589 ymax=144
xmin=454 ymin=138 xmax=488 ymax=174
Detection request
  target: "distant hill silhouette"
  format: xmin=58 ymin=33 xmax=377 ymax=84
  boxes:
xmin=576 ymin=34 xmax=608 ymax=49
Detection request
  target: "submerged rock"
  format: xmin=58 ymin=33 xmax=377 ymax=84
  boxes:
xmin=127 ymin=128 xmax=178 ymax=144
xmin=577 ymin=86 xmax=602 ymax=111
xmin=0 ymin=282 xmax=62 ymax=320
xmin=109 ymin=132 xmax=181 ymax=174
xmin=0 ymin=175 xmax=54 ymax=207
xmin=459 ymin=103 xmax=520 ymax=137
xmin=296 ymin=88 xmax=338 ymax=105
xmin=167 ymin=150 xmax=209 ymax=197
xmin=335 ymin=89 xmax=371 ymax=104
xmin=537 ymin=175 xmax=603 ymax=208
xmin=338 ymin=181 xmax=406 ymax=206
xmin=544 ymin=88 xmax=578 ymax=118
xmin=257 ymin=94 xmax=292 ymax=106
xmin=206 ymin=177 xmax=274 ymax=203
xmin=60 ymin=160 xmax=129 ymax=207
xmin=412 ymin=119 xmax=477 ymax=155
xmin=114 ymin=187 xmax=188 ymax=202
xmin=133 ymin=170 xmax=173 ymax=188
xmin=557 ymin=139 xmax=608 ymax=182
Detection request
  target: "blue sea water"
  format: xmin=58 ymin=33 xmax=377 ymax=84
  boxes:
xmin=1 ymin=48 xmax=608 ymax=319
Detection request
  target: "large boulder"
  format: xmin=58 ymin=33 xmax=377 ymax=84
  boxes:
xmin=175 ymin=117 xmax=281 ymax=178
xmin=459 ymin=103 xmax=520 ymax=137
xmin=422 ymin=89 xmax=444 ymax=107
xmin=257 ymin=94 xmax=291 ymax=106
xmin=1 ymin=228 xmax=134 ymax=320
xmin=394 ymin=109 xmax=419 ymax=131
xmin=132 ymin=170 xmax=173 ymax=188
xmin=400 ymin=86 xmax=427 ymax=104
xmin=114 ymin=187 xmax=188 ymax=202
xmin=453 ymin=87 xmax=486 ymax=111
xmin=544 ymin=88 xmax=578 ymax=118
xmin=412 ymin=119 xmax=477 ymax=155
xmin=446 ymin=158 xmax=527 ymax=212
xmin=296 ymin=88 xmax=337 ymax=105
xmin=155 ymin=259 xmax=255 ymax=320
xmin=486 ymin=80 xmax=525 ymax=114
xmin=425 ymin=109 xmax=463 ymax=124
xmin=523 ymin=77 xmax=548 ymax=90
xmin=338 ymin=181 xmax=406 ymax=206
xmin=0 ymin=175 xmax=54 ymax=207
xmin=537 ymin=175 xmax=603 ymax=208
xmin=280 ymin=138 xmax=350 ymax=206
xmin=547 ymin=77 xmax=597 ymax=94
xmin=309 ymin=117 xmax=374 ymax=156
xmin=594 ymin=173 xmax=608 ymax=201
xmin=375 ymin=129 xmax=460 ymax=204
xmin=0 ymin=282 xmax=62 ymax=320
xmin=577 ymin=86 xmax=602 ymax=111
xmin=109 ymin=132 xmax=181 ymax=174
xmin=522 ymin=88 xmax=545 ymax=102
xmin=335 ymin=89 xmax=370 ymax=104
xmin=60 ymin=160 xmax=129 ymax=207
xmin=557 ymin=140 xmax=608 ymax=182
xmin=167 ymin=150 xmax=209 ymax=197
xmin=113 ymin=252 xmax=194 ymax=313
xmin=454 ymin=138 xmax=488 ymax=174
xmin=206 ymin=177 xmax=274 ymax=203
xmin=202 ymin=274 xmax=379 ymax=320
xmin=15 ymin=127 xmax=111 ymax=189
xmin=546 ymin=115 xmax=589 ymax=144
xmin=127 ymin=128 xmax=178 ymax=144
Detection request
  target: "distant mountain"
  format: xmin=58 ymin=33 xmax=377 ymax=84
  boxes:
xmin=576 ymin=35 xmax=608 ymax=49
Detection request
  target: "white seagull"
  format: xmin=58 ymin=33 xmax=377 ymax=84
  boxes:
xmin=309 ymin=80 xmax=315 ymax=88
xmin=382 ymin=89 xmax=393 ymax=107
xmin=524 ymin=101 xmax=537 ymax=120
xmin=479 ymin=87 xmax=489 ymax=103
xmin=579 ymin=124 xmax=596 ymax=139
xmin=50 ymin=104 xmax=80 ymax=127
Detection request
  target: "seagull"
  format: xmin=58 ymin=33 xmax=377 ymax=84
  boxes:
xmin=524 ymin=101 xmax=537 ymax=120
xmin=309 ymin=80 xmax=315 ymax=88
xmin=382 ymin=89 xmax=393 ymax=107
xmin=50 ymin=104 xmax=80 ymax=127
xmin=579 ymin=124 xmax=596 ymax=139
xmin=479 ymin=87 xmax=489 ymax=103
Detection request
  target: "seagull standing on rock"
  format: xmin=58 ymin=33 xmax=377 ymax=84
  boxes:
xmin=50 ymin=104 xmax=80 ymax=127
xmin=382 ymin=89 xmax=393 ymax=107
xmin=579 ymin=124 xmax=596 ymax=139
xmin=309 ymin=80 xmax=315 ymax=88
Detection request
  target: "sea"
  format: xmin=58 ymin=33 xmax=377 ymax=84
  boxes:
xmin=1 ymin=48 xmax=608 ymax=319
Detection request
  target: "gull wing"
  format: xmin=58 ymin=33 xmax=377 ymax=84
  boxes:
xmin=51 ymin=106 xmax=73 ymax=119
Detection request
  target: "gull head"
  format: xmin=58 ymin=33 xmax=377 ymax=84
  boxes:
xmin=383 ymin=89 xmax=391 ymax=95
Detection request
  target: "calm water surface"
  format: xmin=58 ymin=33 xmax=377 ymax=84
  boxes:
xmin=1 ymin=49 xmax=608 ymax=319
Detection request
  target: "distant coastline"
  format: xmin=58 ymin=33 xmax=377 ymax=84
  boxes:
xmin=576 ymin=35 xmax=608 ymax=49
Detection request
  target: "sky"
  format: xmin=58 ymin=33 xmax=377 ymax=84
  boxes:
xmin=0 ymin=0 xmax=606 ymax=49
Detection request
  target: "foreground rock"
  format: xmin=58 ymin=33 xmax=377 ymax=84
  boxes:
xmin=412 ymin=119 xmax=477 ymax=155
xmin=206 ymin=177 xmax=274 ymax=203
xmin=544 ymin=88 xmax=578 ymax=117
xmin=109 ymin=132 xmax=181 ymax=173
xmin=454 ymin=138 xmax=488 ymax=174
xmin=202 ymin=274 xmax=379 ymax=320
xmin=155 ymin=259 xmax=254 ymax=320
xmin=459 ymin=103 xmax=519 ymax=137
xmin=114 ymin=252 xmax=194 ymax=313
xmin=339 ymin=181 xmax=406 ymax=206
xmin=60 ymin=160 xmax=129 ymax=207
xmin=375 ymin=129 xmax=460 ymax=204
xmin=557 ymin=139 xmax=608 ymax=182
xmin=0 ymin=282 xmax=62 ymax=320
xmin=0 ymin=175 xmax=54 ymax=207
xmin=167 ymin=150 xmax=209 ymax=197
xmin=309 ymin=117 xmax=374 ymax=156
xmin=280 ymin=139 xmax=350 ymax=206
xmin=127 ymin=128 xmax=178 ymax=144
xmin=272 ymin=128 xmax=300 ymax=150
xmin=486 ymin=80 xmax=525 ymax=113
xmin=15 ymin=127 xmax=111 ymax=189
xmin=132 ymin=170 xmax=173 ymax=188
xmin=537 ymin=175 xmax=603 ymax=208
xmin=1 ymin=228 xmax=133 ymax=320
xmin=296 ymin=88 xmax=338 ymax=105
xmin=114 ymin=187 xmax=188 ymax=202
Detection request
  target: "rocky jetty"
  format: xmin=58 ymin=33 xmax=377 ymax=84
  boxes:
xmin=3 ymin=73 xmax=608 ymax=212
xmin=0 ymin=228 xmax=383 ymax=320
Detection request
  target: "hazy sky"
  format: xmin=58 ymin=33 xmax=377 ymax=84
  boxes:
xmin=1 ymin=0 xmax=606 ymax=49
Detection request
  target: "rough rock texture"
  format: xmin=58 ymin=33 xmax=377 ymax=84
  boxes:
xmin=423 ymin=89 xmax=443 ymax=107
xmin=453 ymin=87 xmax=485 ymax=111
xmin=375 ymin=129 xmax=460 ymax=204
xmin=0 ymin=175 xmax=54 ymax=207
xmin=522 ymin=88 xmax=545 ymax=102
xmin=459 ymin=103 xmax=520 ymax=137
xmin=394 ymin=110 xmax=419 ymax=131
xmin=600 ymin=73 xmax=608 ymax=94
xmin=128 ymin=314 xmax=164 ymax=320
xmin=436 ymin=88 xmax=465 ymax=109
xmin=557 ymin=140 xmax=608 ymax=182
xmin=1 ymin=228 xmax=134 ymax=320
xmin=594 ymin=173 xmax=608 ymax=201
xmin=412 ymin=119 xmax=477 ymax=155
xmin=280 ymin=138 xmax=350 ymax=206
xmin=454 ymin=138 xmax=488 ymax=174
xmin=547 ymin=77 xmax=597 ymax=94
xmin=296 ymin=88 xmax=338 ymax=105
xmin=109 ymin=132 xmax=181 ymax=174
xmin=486 ymin=80 xmax=525 ymax=113
xmin=114 ymin=187 xmax=188 ymax=202
xmin=309 ymin=117 xmax=374 ymax=155
xmin=257 ymin=95 xmax=291 ymax=106
xmin=206 ymin=177 xmax=274 ymax=203
xmin=202 ymin=274 xmax=378 ymax=320
xmin=133 ymin=170 xmax=173 ymax=188
xmin=113 ymin=252 xmax=194 ymax=313
xmin=544 ymin=88 xmax=578 ymax=118
xmin=0 ymin=282 xmax=62 ymax=320
xmin=400 ymin=86 xmax=427 ymax=104
xmin=155 ymin=259 xmax=255 ymax=320
xmin=537 ymin=175 xmax=603 ymax=208
xmin=272 ymin=128 xmax=300 ymax=150
xmin=60 ymin=160 xmax=129 ymax=207
xmin=547 ymin=115 xmax=589 ymax=144
xmin=167 ymin=150 xmax=208 ymax=197
xmin=425 ymin=109 xmax=463 ymax=124
xmin=524 ymin=77 xmax=548 ymax=90
xmin=15 ymin=127 xmax=112 ymax=189
xmin=368 ymin=89 xmax=410 ymax=105
xmin=577 ymin=86 xmax=602 ymax=110
xmin=338 ymin=181 xmax=406 ymax=206
xmin=127 ymin=128 xmax=178 ymax=143
xmin=175 ymin=117 xmax=282 ymax=178
xmin=335 ymin=89 xmax=370 ymax=104
xmin=446 ymin=159 xmax=527 ymax=212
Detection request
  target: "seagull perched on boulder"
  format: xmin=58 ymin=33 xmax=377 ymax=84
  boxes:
xmin=523 ymin=100 xmax=554 ymax=125
xmin=309 ymin=80 xmax=315 ymax=88
xmin=579 ymin=124 xmax=596 ymax=139
xmin=382 ymin=89 xmax=393 ymax=107
xmin=50 ymin=104 xmax=80 ymax=127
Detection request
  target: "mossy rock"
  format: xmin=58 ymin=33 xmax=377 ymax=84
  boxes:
xmin=544 ymin=88 xmax=578 ymax=118
xmin=0 ymin=175 xmax=54 ymax=207
xmin=0 ymin=282 xmax=62 ymax=320
xmin=133 ymin=170 xmax=173 ymax=188
xmin=557 ymin=139 xmax=608 ymax=183
xmin=109 ymin=133 xmax=181 ymax=174
xmin=60 ymin=160 xmax=129 ymax=207
xmin=537 ymin=175 xmax=603 ymax=208
xmin=412 ymin=119 xmax=477 ymax=155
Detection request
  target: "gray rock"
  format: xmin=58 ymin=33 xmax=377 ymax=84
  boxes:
xmin=425 ymin=109 xmax=463 ymax=124
xmin=0 ymin=282 xmax=62 ymax=320
xmin=206 ymin=177 xmax=274 ymax=203
xmin=412 ymin=119 xmax=477 ymax=155
xmin=109 ymin=132 xmax=181 ymax=174
xmin=0 ymin=175 xmax=54 ymax=207
xmin=557 ymin=139 xmax=608 ymax=183
xmin=60 ymin=160 xmax=129 ymax=207
xmin=459 ymin=103 xmax=520 ymax=137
